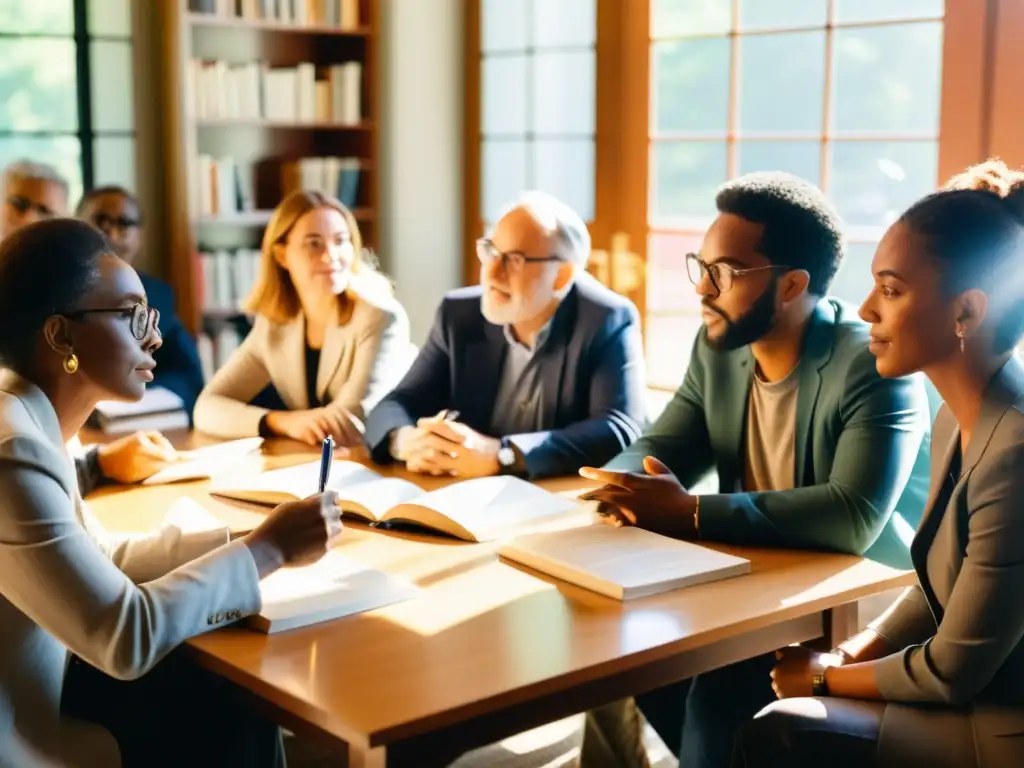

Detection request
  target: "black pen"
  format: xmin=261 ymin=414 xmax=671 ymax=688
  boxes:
xmin=317 ymin=436 xmax=334 ymax=493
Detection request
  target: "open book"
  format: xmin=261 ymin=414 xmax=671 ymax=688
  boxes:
xmin=498 ymin=525 xmax=751 ymax=600
xmin=142 ymin=437 xmax=264 ymax=486
xmin=210 ymin=460 xmax=579 ymax=542
xmin=251 ymin=550 xmax=419 ymax=634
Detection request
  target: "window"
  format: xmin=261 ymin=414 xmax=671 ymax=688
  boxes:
xmin=644 ymin=0 xmax=944 ymax=386
xmin=477 ymin=0 xmax=597 ymax=227
xmin=0 ymin=0 xmax=135 ymax=205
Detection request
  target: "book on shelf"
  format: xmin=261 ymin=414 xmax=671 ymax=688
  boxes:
xmin=198 ymin=248 xmax=260 ymax=314
xmin=195 ymin=155 xmax=255 ymax=218
xmin=252 ymin=549 xmax=418 ymax=634
xmin=196 ymin=324 xmax=246 ymax=378
xmin=88 ymin=386 xmax=190 ymax=435
xmin=142 ymin=437 xmax=264 ymax=486
xmin=191 ymin=59 xmax=362 ymax=125
xmin=281 ymin=156 xmax=361 ymax=206
xmin=210 ymin=460 xmax=580 ymax=542
xmin=189 ymin=0 xmax=361 ymax=29
xmin=498 ymin=525 xmax=751 ymax=601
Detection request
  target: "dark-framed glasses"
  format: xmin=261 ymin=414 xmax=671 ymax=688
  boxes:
xmin=6 ymin=195 xmax=55 ymax=218
xmin=90 ymin=212 xmax=140 ymax=232
xmin=64 ymin=302 xmax=160 ymax=341
xmin=685 ymin=252 xmax=791 ymax=294
xmin=476 ymin=238 xmax=562 ymax=274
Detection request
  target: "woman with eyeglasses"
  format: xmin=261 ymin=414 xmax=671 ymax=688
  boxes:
xmin=732 ymin=160 xmax=1024 ymax=767
xmin=193 ymin=190 xmax=411 ymax=447
xmin=77 ymin=186 xmax=206 ymax=423
xmin=0 ymin=218 xmax=343 ymax=767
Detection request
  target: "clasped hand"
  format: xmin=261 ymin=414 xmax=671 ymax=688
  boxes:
xmin=396 ymin=418 xmax=500 ymax=478
xmin=577 ymin=456 xmax=698 ymax=539
xmin=770 ymin=645 xmax=843 ymax=699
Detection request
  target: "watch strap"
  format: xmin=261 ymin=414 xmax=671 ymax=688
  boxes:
xmin=811 ymin=672 xmax=829 ymax=697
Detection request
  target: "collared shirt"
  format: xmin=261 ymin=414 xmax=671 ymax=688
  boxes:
xmin=487 ymin=320 xmax=554 ymax=438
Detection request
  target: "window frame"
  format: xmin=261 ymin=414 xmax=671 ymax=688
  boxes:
xmin=464 ymin=0 xmax=1000 ymax=388
xmin=0 ymin=0 xmax=135 ymax=192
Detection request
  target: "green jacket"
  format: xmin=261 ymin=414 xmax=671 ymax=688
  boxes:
xmin=608 ymin=299 xmax=933 ymax=569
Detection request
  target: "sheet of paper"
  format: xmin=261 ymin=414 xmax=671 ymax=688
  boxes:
xmin=162 ymin=497 xmax=225 ymax=533
xmin=143 ymin=437 xmax=264 ymax=485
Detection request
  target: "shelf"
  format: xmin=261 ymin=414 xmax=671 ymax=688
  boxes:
xmin=195 ymin=207 xmax=374 ymax=226
xmin=202 ymin=309 xmax=250 ymax=321
xmin=187 ymin=13 xmax=372 ymax=37
xmin=195 ymin=118 xmax=374 ymax=130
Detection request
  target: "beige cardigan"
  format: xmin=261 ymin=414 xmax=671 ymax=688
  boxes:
xmin=0 ymin=370 xmax=261 ymax=767
xmin=193 ymin=295 xmax=411 ymax=439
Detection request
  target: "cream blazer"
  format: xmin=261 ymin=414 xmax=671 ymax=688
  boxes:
xmin=0 ymin=370 xmax=261 ymax=768
xmin=193 ymin=294 xmax=412 ymax=438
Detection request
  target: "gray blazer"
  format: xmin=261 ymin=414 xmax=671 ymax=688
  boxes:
xmin=868 ymin=356 xmax=1024 ymax=767
xmin=193 ymin=295 xmax=412 ymax=438
xmin=0 ymin=370 xmax=261 ymax=767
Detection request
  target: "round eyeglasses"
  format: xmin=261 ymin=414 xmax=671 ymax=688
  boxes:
xmin=64 ymin=302 xmax=160 ymax=341
xmin=685 ymin=252 xmax=791 ymax=294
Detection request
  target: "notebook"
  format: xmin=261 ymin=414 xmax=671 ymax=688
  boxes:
xmin=209 ymin=460 xmax=579 ymax=542
xmin=250 ymin=550 xmax=419 ymax=634
xmin=498 ymin=525 xmax=751 ymax=600
xmin=142 ymin=437 xmax=264 ymax=486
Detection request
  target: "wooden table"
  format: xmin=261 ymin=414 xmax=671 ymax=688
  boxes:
xmin=86 ymin=434 xmax=916 ymax=767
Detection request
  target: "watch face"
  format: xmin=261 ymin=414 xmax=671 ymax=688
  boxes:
xmin=498 ymin=446 xmax=516 ymax=467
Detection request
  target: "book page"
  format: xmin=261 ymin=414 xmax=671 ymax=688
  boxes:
xmin=339 ymin=476 xmax=423 ymax=520
xmin=143 ymin=437 xmax=264 ymax=486
xmin=386 ymin=476 xmax=578 ymax=541
xmin=210 ymin=459 xmax=382 ymax=505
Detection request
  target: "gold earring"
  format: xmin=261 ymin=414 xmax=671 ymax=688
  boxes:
xmin=63 ymin=353 xmax=79 ymax=374
xmin=957 ymin=329 xmax=965 ymax=354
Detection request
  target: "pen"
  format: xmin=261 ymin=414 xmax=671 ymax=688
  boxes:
xmin=438 ymin=409 xmax=460 ymax=421
xmin=317 ymin=436 xmax=334 ymax=493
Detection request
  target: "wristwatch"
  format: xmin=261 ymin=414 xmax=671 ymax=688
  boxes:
xmin=811 ymin=671 xmax=830 ymax=697
xmin=496 ymin=437 xmax=518 ymax=475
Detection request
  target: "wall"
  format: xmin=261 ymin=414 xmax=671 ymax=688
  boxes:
xmin=379 ymin=0 xmax=465 ymax=343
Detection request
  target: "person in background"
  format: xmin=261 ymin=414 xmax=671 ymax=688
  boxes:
xmin=77 ymin=186 xmax=205 ymax=419
xmin=732 ymin=161 xmax=1024 ymax=768
xmin=193 ymin=190 xmax=411 ymax=446
xmin=1 ymin=158 xmax=68 ymax=238
xmin=0 ymin=218 xmax=341 ymax=767
xmin=362 ymin=191 xmax=646 ymax=480
xmin=0 ymin=161 xmax=188 ymax=494
xmin=578 ymin=172 xmax=933 ymax=768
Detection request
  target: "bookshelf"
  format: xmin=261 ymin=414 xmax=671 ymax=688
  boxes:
xmin=159 ymin=0 xmax=380 ymax=376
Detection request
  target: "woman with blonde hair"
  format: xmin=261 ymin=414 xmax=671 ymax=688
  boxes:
xmin=194 ymin=191 xmax=410 ymax=445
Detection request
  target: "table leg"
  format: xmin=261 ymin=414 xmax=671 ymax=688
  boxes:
xmin=348 ymin=745 xmax=387 ymax=768
xmin=825 ymin=602 xmax=859 ymax=648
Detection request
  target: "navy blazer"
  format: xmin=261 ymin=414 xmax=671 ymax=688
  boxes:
xmin=363 ymin=272 xmax=646 ymax=479
xmin=141 ymin=273 xmax=205 ymax=420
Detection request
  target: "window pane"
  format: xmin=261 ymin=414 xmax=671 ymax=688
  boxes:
xmin=647 ymin=233 xmax=704 ymax=314
xmin=650 ymin=141 xmax=728 ymax=226
xmin=533 ymin=0 xmax=595 ymax=48
xmin=739 ymin=0 xmax=827 ymax=30
xmin=832 ymin=22 xmax=942 ymax=135
xmin=0 ymin=40 xmax=77 ymax=131
xmin=646 ymin=314 xmax=704 ymax=389
xmin=481 ymin=0 xmax=528 ymax=52
xmin=830 ymin=141 xmax=937 ymax=229
xmin=833 ymin=0 xmax=944 ymax=24
xmin=831 ymin=241 xmax=877 ymax=306
xmin=0 ymin=136 xmax=81 ymax=205
xmin=94 ymin=136 xmax=135 ymax=190
xmin=739 ymin=31 xmax=825 ymax=133
xmin=89 ymin=0 xmax=131 ymax=37
xmin=737 ymin=141 xmax=821 ymax=182
xmin=652 ymin=38 xmax=730 ymax=134
xmin=482 ymin=140 xmax=527 ymax=222
xmin=91 ymin=41 xmax=134 ymax=132
xmin=532 ymin=51 xmax=594 ymax=136
xmin=533 ymin=140 xmax=594 ymax=221
xmin=482 ymin=55 xmax=528 ymax=136
xmin=0 ymin=0 xmax=72 ymax=34
xmin=651 ymin=0 xmax=731 ymax=38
